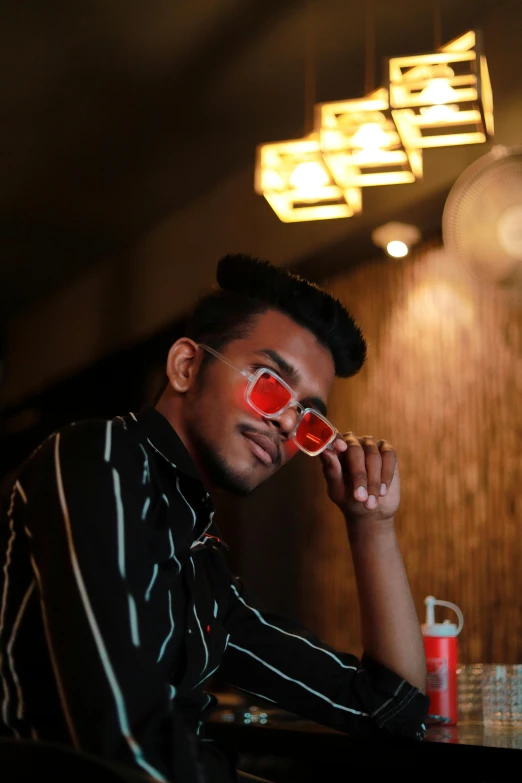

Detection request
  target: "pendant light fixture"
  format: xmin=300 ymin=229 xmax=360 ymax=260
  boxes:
xmin=316 ymin=1 xmax=423 ymax=188
xmin=254 ymin=0 xmax=362 ymax=222
xmin=387 ymin=3 xmax=494 ymax=149
xmin=254 ymin=1 xmax=494 ymax=223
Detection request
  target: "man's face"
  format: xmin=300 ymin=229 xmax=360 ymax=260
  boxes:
xmin=182 ymin=310 xmax=336 ymax=495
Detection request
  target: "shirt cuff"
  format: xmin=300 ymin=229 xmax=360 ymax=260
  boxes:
xmin=359 ymin=653 xmax=429 ymax=741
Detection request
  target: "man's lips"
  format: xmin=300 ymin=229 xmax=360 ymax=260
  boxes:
xmin=242 ymin=431 xmax=279 ymax=466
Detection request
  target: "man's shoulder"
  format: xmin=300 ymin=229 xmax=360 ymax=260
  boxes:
xmin=21 ymin=414 xmax=144 ymax=475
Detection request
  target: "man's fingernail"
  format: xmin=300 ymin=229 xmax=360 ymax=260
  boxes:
xmin=355 ymin=486 xmax=368 ymax=501
xmin=380 ymin=484 xmax=387 ymax=496
xmin=367 ymin=495 xmax=377 ymax=509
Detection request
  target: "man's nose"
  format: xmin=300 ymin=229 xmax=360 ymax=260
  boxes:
xmin=265 ymin=405 xmax=299 ymax=438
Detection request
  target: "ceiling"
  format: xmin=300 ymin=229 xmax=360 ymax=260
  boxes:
xmin=0 ymin=0 xmax=502 ymax=320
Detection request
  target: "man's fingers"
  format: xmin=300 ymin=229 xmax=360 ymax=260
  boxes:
xmin=342 ymin=434 xmax=393 ymax=509
xmin=332 ymin=436 xmax=348 ymax=453
xmin=358 ymin=436 xmax=383 ymax=509
xmin=377 ymin=440 xmax=397 ymax=495
xmin=320 ymin=448 xmax=343 ymax=485
xmin=341 ymin=433 xmax=370 ymax=503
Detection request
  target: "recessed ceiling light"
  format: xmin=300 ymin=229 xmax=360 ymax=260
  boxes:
xmin=372 ymin=221 xmax=421 ymax=258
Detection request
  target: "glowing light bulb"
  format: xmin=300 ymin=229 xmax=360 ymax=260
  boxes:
xmin=420 ymin=104 xmax=459 ymax=121
xmin=420 ymin=77 xmax=458 ymax=105
xmin=419 ymin=76 xmax=460 ymax=121
xmin=351 ymin=122 xmax=390 ymax=150
xmin=289 ymin=161 xmax=329 ymax=193
xmin=387 ymin=240 xmax=409 ymax=258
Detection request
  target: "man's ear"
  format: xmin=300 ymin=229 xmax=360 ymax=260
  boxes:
xmin=165 ymin=338 xmax=202 ymax=393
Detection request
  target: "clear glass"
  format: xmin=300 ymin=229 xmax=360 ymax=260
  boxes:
xmin=482 ymin=664 xmax=522 ymax=727
xmin=457 ymin=663 xmax=484 ymax=723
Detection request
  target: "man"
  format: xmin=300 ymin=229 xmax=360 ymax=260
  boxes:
xmin=0 ymin=254 xmax=428 ymax=783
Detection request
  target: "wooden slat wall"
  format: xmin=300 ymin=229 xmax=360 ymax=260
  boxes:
xmin=223 ymin=240 xmax=522 ymax=665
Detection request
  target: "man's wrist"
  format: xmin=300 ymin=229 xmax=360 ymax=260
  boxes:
xmin=344 ymin=514 xmax=396 ymax=541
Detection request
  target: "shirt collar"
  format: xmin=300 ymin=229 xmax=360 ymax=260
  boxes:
xmin=135 ymin=407 xmax=207 ymax=485
xmin=134 ymin=407 xmax=230 ymax=551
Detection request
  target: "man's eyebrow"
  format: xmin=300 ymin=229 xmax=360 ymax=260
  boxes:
xmin=256 ymin=349 xmax=299 ymax=383
xmin=306 ymin=396 xmax=328 ymax=417
xmin=254 ymin=349 xmax=328 ymax=417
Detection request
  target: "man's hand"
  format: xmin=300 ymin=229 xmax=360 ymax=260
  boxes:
xmin=320 ymin=433 xmax=399 ymax=522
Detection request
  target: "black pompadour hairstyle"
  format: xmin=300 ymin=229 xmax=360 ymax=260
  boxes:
xmin=184 ymin=253 xmax=366 ymax=378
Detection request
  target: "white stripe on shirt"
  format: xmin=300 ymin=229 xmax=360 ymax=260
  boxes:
xmin=30 ymin=553 xmax=80 ymax=746
xmin=15 ymin=482 xmax=27 ymax=505
xmin=128 ymin=595 xmax=140 ymax=648
xmin=145 ymin=565 xmax=158 ymax=602
xmin=371 ymin=680 xmax=405 ymax=718
xmin=167 ymin=530 xmax=181 ymax=572
xmin=104 ymin=421 xmax=112 ymax=463
xmin=230 ymin=583 xmax=357 ymax=671
xmin=190 ymin=559 xmax=209 ymax=676
xmin=192 ymin=662 xmax=220 ymax=691
xmin=138 ymin=444 xmax=150 ymax=485
xmin=0 ymin=485 xmax=20 ymax=733
xmin=176 ymin=476 xmax=196 ymax=529
xmin=141 ymin=497 xmax=151 ymax=521
xmin=227 ymin=642 xmax=368 ymax=717
xmin=112 ymin=469 xmax=126 ymax=579
xmin=7 ymin=580 xmax=36 ymax=722
xmin=380 ymin=686 xmax=418 ymax=726
xmin=147 ymin=439 xmax=176 ymax=469
xmin=53 ymin=433 xmax=167 ymax=781
xmin=157 ymin=591 xmax=174 ymax=663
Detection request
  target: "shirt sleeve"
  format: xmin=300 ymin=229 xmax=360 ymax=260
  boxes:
xmin=19 ymin=420 xmax=200 ymax=782
xmin=216 ymin=571 xmax=429 ymax=742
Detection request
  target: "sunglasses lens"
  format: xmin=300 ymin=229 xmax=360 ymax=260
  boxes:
xmin=295 ymin=411 xmax=335 ymax=455
xmin=249 ymin=372 xmax=293 ymax=415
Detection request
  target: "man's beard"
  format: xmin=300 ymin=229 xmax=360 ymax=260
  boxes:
xmin=190 ymin=429 xmax=258 ymax=496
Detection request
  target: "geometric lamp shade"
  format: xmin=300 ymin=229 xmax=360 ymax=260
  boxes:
xmin=316 ymin=88 xmax=423 ymax=187
xmin=254 ymin=134 xmax=362 ymax=222
xmin=387 ymin=30 xmax=494 ymax=149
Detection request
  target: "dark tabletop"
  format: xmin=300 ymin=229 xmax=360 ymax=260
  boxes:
xmin=206 ymin=693 xmax=522 ymax=782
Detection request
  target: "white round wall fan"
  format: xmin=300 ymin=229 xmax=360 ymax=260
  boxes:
xmin=442 ymin=145 xmax=522 ymax=299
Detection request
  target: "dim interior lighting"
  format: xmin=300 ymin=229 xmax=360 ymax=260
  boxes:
xmin=387 ymin=30 xmax=494 ymax=149
xmin=372 ymin=221 xmax=421 ymax=258
xmin=387 ymin=240 xmax=409 ymax=257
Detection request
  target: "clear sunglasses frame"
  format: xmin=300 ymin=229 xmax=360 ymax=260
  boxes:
xmin=198 ymin=343 xmax=338 ymax=456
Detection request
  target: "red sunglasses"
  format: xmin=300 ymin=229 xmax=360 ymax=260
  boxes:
xmin=199 ymin=344 xmax=338 ymax=456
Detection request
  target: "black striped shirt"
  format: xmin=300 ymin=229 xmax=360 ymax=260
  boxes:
xmin=0 ymin=408 xmax=428 ymax=782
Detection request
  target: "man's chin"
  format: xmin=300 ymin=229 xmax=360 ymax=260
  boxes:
xmin=212 ymin=466 xmax=260 ymax=496
xmin=202 ymin=451 xmax=262 ymax=496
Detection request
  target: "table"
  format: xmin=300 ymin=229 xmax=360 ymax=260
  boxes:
xmin=206 ymin=695 xmax=522 ymax=782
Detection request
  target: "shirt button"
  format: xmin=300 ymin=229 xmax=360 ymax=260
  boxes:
xmin=188 ymin=629 xmax=193 ymax=635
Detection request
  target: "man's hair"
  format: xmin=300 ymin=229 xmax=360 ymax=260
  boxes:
xmin=185 ymin=253 xmax=366 ymax=378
